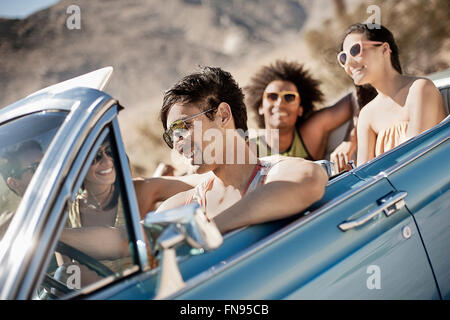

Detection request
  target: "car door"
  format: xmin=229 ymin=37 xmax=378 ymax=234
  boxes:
xmin=169 ymin=165 xmax=438 ymax=299
xmin=385 ymin=121 xmax=450 ymax=299
xmin=31 ymin=107 xmax=150 ymax=299
xmin=285 ymin=178 xmax=438 ymax=299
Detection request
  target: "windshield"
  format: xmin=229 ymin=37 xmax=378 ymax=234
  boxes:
xmin=0 ymin=111 xmax=67 ymax=240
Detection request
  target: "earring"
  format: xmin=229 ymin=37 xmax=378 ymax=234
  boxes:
xmin=258 ymin=106 xmax=264 ymax=115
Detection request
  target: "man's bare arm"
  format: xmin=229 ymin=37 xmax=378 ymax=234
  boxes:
xmin=301 ymin=92 xmax=358 ymax=160
xmin=214 ymin=158 xmax=328 ymax=234
xmin=59 ymin=226 xmax=130 ymax=260
xmin=133 ymin=172 xmax=211 ymax=218
xmin=309 ymin=92 xmax=356 ymax=134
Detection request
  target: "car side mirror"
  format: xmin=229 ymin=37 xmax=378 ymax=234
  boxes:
xmin=314 ymin=160 xmax=339 ymax=178
xmin=143 ymin=203 xmax=223 ymax=299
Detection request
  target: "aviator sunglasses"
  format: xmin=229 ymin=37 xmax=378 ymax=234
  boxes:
xmin=163 ymin=107 xmax=216 ymax=149
xmin=337 ymin=40 xmax=384 ymax=67
xmin=93 ymin=145 xmax=113 ymax=164
xmin=263 ymin=91 xmax=299 ymax=104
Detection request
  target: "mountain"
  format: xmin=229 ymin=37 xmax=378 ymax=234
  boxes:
xmin=0 ymin=0 xmax=319 ymax=174
xmin=0 ymin=0 xmax=308 ymax=109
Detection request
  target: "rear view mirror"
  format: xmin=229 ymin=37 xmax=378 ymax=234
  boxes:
xmin=314 ymin=160 xmax=339 ymax=178
xmin=143 ymin=203 xmax=223 ymax=298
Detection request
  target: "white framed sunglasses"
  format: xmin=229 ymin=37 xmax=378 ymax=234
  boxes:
xmin=337 ymin=40 xmax=385 ymax=67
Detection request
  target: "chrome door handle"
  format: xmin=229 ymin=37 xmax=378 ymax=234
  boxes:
xmin=338 ymin=191 xmax=408 ymax=231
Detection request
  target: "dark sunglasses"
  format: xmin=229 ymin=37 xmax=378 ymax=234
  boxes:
xmin=13 ymin=161 xmax=40 ymax=178
xmin=337 ymin=40 xmax=384 ymax=67
xmin=163 ymin=107 xmax=216 ymax=149
xmin=93 ymin=145 xmax=113 ymax=164
xmin=263 ymin=91 xmax=299 ymax=104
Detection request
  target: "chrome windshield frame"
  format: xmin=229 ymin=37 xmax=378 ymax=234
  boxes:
xmin=0 ymin=87 xmax=138 ymax=299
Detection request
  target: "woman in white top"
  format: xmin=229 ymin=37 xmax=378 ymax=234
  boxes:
xmin=337 ymin=23 xmax=446 ymax=166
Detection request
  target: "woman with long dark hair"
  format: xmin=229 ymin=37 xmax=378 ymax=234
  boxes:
xmin=68 ymin=142 xmax=120 ymax=228
xmin=338 ymin=23 xmax=446 ymax=165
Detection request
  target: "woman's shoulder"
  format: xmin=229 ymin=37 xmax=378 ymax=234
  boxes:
xmin=405 ymin=76 xmax=445 ymax=122
xmin=404 ymin=76 xmax=443 ymax=109
xmin=358 ymin=96 xmax=379 ymax=118
xmin=407 ymin=76 xmax=440 ymax=95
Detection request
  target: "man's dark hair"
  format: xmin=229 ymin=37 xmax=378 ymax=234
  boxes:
xmin=0 ymin=140 xmax=43 ymax=182
xmin=160 ymin=66 xmax=248 ymax=132
xmin=245 ymin=60 xmax=324 ymax=128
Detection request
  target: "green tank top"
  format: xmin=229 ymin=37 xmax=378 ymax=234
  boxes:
xmin=252 ymin=129 xmax=313 ymax=160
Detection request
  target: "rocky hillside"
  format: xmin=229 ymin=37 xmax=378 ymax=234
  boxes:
xmin=0 ymin=0 xmax=308 ymax=107
xmin=0 ymin=0 xmax=314 ymax=174
xmin=1 ymin=0 xmax=448 ymax=175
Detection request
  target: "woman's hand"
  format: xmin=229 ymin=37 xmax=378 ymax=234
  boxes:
xmin=330 ymin=138 xmax=357 ymax=172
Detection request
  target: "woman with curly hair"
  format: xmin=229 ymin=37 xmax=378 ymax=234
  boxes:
xmin=338 ymin=23 xmax=446 ymax=165
xmin=245 ymin=60 xmax=359 ymax=167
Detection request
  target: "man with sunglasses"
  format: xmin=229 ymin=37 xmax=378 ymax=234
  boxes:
xmin=60 ymin=67 xmax=327 ymax=258
xmin=0 ymin=140 xmax=43 ymax=197
xmin=0 ymin=140 xmax=43 ymax=238
xmin=156 ymin=66 xmax=328 ymax=234
xmin=245 ymin=60 xmax=361 ymax=171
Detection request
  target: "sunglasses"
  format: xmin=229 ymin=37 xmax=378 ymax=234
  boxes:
xmin=93 ymin=145 xmax=113 ymax=164
xmin=163 ymin=107 xmax=216 ymax=149
xmin=13 ymin=161 xmax=40 ymax=178
xmin=337 ymin=40 xmax=384 ymax=67
xmin=263 ymin=91 xmax=299 ymax=104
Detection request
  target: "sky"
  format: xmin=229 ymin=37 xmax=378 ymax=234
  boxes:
xmin=0 ymin=0 xmax=59 ymax=19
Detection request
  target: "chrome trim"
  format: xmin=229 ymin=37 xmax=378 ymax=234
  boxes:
xmin=314 ymin=160 xmax=338 ymax=178
xmin=111 ymin=117 xmax=150 ymax=270
xmin=25 ymin=109 xmax=146 ymax=299
xmin=26 ymin=109 xmax=148 ymax=299
xmin=326 ymin=171 xmax=353 ymax=186
xmin=0 ymin=87 xmax=105 ymax=124
xmin=35 ymin=125 xmax=132 ymax=299
xmin=30 ymin=128 xmax=112 ymax=300
xmin=0 ymin=99 xmax=72 ymax=124
xmin=338 ymin=191 xmax=407 ymax=231
xmin=19 ymin=100 xmax=118 ymax=299
xmin=168 ymin=121 xmax=450 ymax=298
xmin=0 ymin=88 xmax=119 ymax=299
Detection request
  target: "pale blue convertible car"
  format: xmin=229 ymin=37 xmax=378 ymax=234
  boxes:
xmin=0 ymin=68 xmax=448 ymax=300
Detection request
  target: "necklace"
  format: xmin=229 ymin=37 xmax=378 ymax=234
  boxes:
xmin=87 ymin=186 xmax=114 ymax=210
